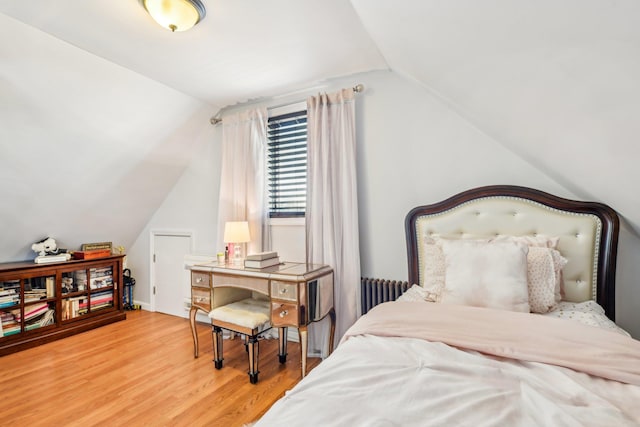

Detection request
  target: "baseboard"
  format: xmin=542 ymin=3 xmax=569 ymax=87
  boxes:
xmin=133 ymin=300 xmax=151 ymax=311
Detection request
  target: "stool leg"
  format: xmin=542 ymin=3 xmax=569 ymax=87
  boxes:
xmin=278 ymin=326 xmax=288 ymax=364
xmin=213 ymin=326 xmax=224 ymax=369
xmin=247 ymin=335 xmax=260 ymax=384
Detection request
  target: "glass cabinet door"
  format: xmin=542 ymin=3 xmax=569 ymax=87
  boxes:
xmin=89 ymin=266 xmax=114 ymax=312
xmin=22 ymin=275 xmax=56 ymax=332
xmin=61 ymin=269 xmax=89 ymax=320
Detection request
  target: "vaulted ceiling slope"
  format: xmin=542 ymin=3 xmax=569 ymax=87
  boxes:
xmin=351 ymin=0 xmax=640 ymax=231
xmin=0 ymin=13 xmax=213 ymax=260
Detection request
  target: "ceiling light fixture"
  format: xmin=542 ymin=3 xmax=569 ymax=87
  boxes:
xmin=140 ymin=0 xmax=206 ymax=32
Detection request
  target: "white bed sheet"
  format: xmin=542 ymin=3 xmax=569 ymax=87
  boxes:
xmin=256 ymin=304 xmax=640 ymax=427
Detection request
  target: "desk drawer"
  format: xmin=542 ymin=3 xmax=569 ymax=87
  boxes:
xmin=271 ymin=302 xmax=299 ymax=327
xmin=192 ymin=272 xmax=210 ymax=288
xmin=213 ymin=274 xmax=269 ymax=294
xmin=191 ymin=287 xmax=211 ymax=311
xmin=271 ymin=281 xmax=297 ymax=302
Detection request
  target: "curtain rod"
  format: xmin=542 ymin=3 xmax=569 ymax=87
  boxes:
xmin=209 ymin=83 xmax=364 ymax=126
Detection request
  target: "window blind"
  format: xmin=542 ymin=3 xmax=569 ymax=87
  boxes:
xmin=267 ymin=110 xmax=307 ymax=217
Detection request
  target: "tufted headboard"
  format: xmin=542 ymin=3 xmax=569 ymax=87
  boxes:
xmin=405 ymin=186 xmax=620 ymax=320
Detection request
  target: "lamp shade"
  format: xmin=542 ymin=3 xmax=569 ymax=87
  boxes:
xmin=223 ymin=221 xmax=251 ymax=243
xmin=140 ymin=0 xmax=206 ymax=32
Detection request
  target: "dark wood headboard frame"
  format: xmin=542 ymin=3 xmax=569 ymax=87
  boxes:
xmin=405 ymin=185 xmax=620 ymax=320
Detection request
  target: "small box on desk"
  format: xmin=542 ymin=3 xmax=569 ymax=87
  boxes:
xmin=72 ymin=249 xmax=112 ymax=260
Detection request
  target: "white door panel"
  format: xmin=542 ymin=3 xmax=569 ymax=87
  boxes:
xmin=154 ymin=234 xmax=191 ymax=318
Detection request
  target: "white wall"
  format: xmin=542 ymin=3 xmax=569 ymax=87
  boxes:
xmin=127 ymin=123 xmax=220 ymax=307
xmin=130 ymin=69 xmax=639 ymax=338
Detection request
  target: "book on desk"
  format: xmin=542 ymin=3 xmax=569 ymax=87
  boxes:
xmin=244 ymin=252 xmax=281 ymax=269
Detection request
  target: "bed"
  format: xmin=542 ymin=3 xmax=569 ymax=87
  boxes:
xmin=255 ymin=185 xmax=640 ymax=426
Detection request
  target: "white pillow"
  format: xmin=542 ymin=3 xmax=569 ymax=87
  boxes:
xmin=439 ymin=240 xmax=530 ymax=312
xmin=422 ymin=235 xmax=490 ymax=302
xmin=422 ymin=235 xmax=567 ymax=313
xmin=543 ymin=301 xmax=631 ymax=337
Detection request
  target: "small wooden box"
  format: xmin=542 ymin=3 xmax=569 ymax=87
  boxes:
xmin=73 ymin=249 xmax=112 ymax=260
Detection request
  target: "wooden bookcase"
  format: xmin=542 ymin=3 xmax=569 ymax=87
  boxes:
xmin=0 ymin=255 xmax=126 ymax=356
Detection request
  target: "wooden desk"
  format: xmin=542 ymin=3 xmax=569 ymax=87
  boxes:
xmin=189 ymin=262 xmax=335 ymax=378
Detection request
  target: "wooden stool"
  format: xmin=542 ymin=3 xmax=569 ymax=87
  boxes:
xmin=208 ymin=298 xmax=272 ymax=384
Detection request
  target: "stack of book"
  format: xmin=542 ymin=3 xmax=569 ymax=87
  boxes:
xmin=88 ymin=291 xmax=113 ymax=311
xmin=89 ymin=267 xmax=113 ymax=290
xmin=0 ymin=310 xmax=19 ymax=336
xmin=13 ymin=302 xmax=49 ymax=323
xmin=0 ymin=283 xmax=20 ymax=308
xmin=244 ymin=251 xmax=281 ymax=269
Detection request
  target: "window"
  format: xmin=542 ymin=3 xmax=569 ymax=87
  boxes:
xmin=267 ymin=109 xmax=308 ymax=218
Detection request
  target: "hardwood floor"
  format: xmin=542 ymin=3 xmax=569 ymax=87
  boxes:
xmin=0 ymin=310 xmax=320 ymax=426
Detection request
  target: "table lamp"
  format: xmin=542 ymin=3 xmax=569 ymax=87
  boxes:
xmin=223 ymin=221 xmax=251 ymax=265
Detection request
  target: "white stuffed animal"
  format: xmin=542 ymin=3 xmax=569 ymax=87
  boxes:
xmin=31 ymin=237 xmax=58 ymax=256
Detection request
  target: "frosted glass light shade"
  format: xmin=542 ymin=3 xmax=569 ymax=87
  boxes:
xmin=224 ymin=221 xmax=251 ymax=244
xmin=141 ymin=0 xmax=206 ymax=32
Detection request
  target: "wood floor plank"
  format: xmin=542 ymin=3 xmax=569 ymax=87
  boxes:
xmin=0 ymin=310 xmax=319 ymax=426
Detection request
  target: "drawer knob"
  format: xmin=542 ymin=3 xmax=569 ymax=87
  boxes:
xmin=279 ymin=288 xmax=288 ymax=294
xmin=196 ymin=277 xmax=202 ymax=283
xmin=279 ymin=310 xmax=288 ymax=318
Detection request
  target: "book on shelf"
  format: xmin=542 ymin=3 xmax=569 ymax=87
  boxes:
xmin=81 ymin=242 xmax=112 ymax=251
xmin=34 ymin=253 xmax=71 ymax=264
xmin=245 ymin=251 xmax=278 ymax=261
xmin=0 ymin=300 xmax=18 ymax=308
xmin=73 ymin=249 xmax=111 ymax=260
xmin=0 ymin=293 xmax=19 ymax=302
xmin=14 ymin=302 xmax=49 ymax=322
xmin=0 ymin=288 xmax=18 ymax=296
xmin=39 ymin=309 xmax=55 ymax=327
xmin=2 ymin=322 xmax=20 ymax=336
xmin=244 ymin=256 xmax=281 ymax=269
xmin=46 ymin=277 xmax=55 ymax=298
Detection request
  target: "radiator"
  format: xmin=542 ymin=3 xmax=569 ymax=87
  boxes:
xmin=360 ymin=277 xmax=410 ymax=315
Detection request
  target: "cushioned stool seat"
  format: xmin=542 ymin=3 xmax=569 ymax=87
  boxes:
xmin=208 ymin=298 xmax=272 ymax=384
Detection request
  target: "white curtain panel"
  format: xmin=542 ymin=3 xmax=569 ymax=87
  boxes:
xmin=306 ymin=88 xmax=361 ymax=353
xmin=216 ymin=107 xmax=270 ymax=255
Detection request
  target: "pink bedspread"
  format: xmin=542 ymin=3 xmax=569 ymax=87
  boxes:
xmin=257 ymin=302 xmax=640 ymax=426
xmin=343 ymin=301 xmax=640 ymax=385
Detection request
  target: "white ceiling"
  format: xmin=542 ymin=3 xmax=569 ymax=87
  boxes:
xmin=0 ymin=0 xmax=388 ymax=110
xmin=2 ymin=0 xmax=640 ymax=261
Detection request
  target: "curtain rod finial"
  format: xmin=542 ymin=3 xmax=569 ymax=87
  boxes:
xmin=210 ymin=116 xmax=222 ymax=125
xmin=353 ymin=84 xmax=364 ymax=93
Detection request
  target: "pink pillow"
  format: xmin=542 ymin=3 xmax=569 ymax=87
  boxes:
xmin=526 ymin=247 xmax=557 ymax=313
